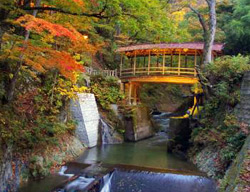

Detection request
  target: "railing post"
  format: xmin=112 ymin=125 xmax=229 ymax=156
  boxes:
xmin=128 ymin=83 xmax=132 ymax=105
xmin=162 ymin=50 xmax=165 ymax=75
xmin=178 ymin=49 xmax=181 ymax=75
xmin=133 ymin=84 xmax=137 ymax=105
xmin=133 ymin=51 xmax=136 ymax=76
xmin=194 ymin=50 xmax=197 ymax=77
xmin=170 ymin=50 xmax=173 ymax=67
xmin=120 ymin=54 xmax=123 ymax=77
xmin=148 ymin=51 xmax=151 ymax=75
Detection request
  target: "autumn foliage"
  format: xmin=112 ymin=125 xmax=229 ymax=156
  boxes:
xmin=19 ymin=44 xmax=84 ymax=82
xmin=15 ymin=14 xmax=97 ymax=82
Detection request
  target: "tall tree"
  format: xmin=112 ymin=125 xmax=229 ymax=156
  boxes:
xmin=189 ymin=0 xmax=216 ymax=66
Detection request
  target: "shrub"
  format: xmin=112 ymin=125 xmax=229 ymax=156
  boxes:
xmin=90 ymin=75 xmax=124 ymax=110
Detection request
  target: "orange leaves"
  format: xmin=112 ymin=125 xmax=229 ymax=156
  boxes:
xmin=16 ymin=14 xmax=98 ymax=53
xmin=17 ymin=15 xmax=79 ymax=43
xmin=15 ymin=14 xmax=98 ymax=82
xmin=72 ymin=0 xmax=85 ymax=7
xmin=21 ymin=44 xmax=84 ymax=82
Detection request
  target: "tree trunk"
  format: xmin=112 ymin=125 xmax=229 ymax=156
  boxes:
xmin=203 ymin=0 xmax=216 ymax=65
xmin=6 ymin=0 xmax=42 ymax=102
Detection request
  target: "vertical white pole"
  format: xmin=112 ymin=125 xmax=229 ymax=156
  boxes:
xmin=133 ymin=51 xmax=136 ymax=75
xmin=148 ymin=51 xmax=151 ymax=75
xmin=162 ymin=50 xmax=165 ymax=75
xmin=178 ymin=50 xmax=181 ymax=75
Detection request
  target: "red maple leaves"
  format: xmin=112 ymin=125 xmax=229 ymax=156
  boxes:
xmin=20 ymin=43 xmax=85 ymax=82
xmin=16 ymin=15 xmax=82 ymax=43
xmin=15 ymin=14 xmax=98 ymax=82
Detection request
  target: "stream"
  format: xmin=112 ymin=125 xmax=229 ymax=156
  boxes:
xmin=19 ymin=113 xmax=217 ymax=192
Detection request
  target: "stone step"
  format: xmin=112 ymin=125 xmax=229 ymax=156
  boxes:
xmin=240 ymin=94 xmax=250 ymax=98
xmin=237 ymin=105 xmax=250 ymax=110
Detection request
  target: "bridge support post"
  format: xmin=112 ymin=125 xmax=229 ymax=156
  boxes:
xmin=133 ymin=84 xmax=137 ymax=105
xmin=128 ymin=82 xmax=133 ymax=105
xmin=120 ymin=82 xmax=124 ymax=94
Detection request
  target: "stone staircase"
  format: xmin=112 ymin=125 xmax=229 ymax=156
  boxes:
xmin=237 ymin=71 xmax=250 ymax=124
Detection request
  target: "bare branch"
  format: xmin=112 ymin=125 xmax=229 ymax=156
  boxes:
xmin=21 ymin=6 xmax=116 ymax=19
xmin=205 ymin=0 xmax=211 ymax=7
xmin=189 ymin=5 xmax=208 ymax=34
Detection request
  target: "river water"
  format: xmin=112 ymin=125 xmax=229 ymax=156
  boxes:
xmin=76 ymin=133 xmax=198 ymax=172
xmin=19 ymin=113 xmax=217 ymax=192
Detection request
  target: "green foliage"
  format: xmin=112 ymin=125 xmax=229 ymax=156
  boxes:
xmin=190 ymin=55 xmax=250 ymax=175
xmin=218 ymin=0 xmax=250 ymax=55
xmin=89 ymin=0 xmax=190 ymax=69
xmin=90 ymin=75 xmax=124 ymax=110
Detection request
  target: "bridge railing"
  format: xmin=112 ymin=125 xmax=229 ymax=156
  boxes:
xmin=85 ymin=67 xmax=118 ymax=77
xmin=120 ymin=66 xmax=197 ymax=78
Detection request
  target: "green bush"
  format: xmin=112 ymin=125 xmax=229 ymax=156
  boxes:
xmin=90 ymin=75 xmax=124 ymax=110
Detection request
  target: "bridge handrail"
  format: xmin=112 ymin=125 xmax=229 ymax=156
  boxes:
xmin=85 ymin=67 xmax=118 ymax=77
xmin=120 ymin=66 xmax=197 ymax=77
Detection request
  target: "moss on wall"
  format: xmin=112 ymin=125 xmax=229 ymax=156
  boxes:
xmin=219 ymin=135 xmax=250 ymax=192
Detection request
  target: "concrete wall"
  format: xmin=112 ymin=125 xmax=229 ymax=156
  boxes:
xmin=71 ymin=93 xmax=100 ymax=148
xmin=124 ymin=106 xmax=154 ymax=141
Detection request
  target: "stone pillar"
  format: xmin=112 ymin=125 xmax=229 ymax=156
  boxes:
xmin=123 ymin=106 xmax=154 ymax=141
xmin=70 ymin=93 xmax=100 ymax=148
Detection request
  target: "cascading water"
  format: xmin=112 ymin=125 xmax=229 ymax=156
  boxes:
xmin=55 ymin=166 xmax=95 ymax=192
xmin=151 ymin=112 xmax=172 ymax=133
xmin=100 ymin=173 xmax=113 ymax=192
xmin=100 ymin=118 xmax=114 ymax=145
xmin=100 ymin=117 xmax=123 ymax=145
xmin=99 ymin=169 xmax=216 ymax=192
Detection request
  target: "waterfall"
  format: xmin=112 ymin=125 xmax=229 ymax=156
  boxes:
xmin=100 ymin=173 xmax=114 ymax=192
xmin=57 ymin=166 xmax=95 ymax=192
xmin=99 ymin=169 xmax=217 ymax=192
xmin=100 ymin=117 xmax=123 ymax=145
xmin=151 ymin=112 xmax=171 ymax=134
xmin=58 ymin=166 xmax=74 ymax=177
xmin=100 ymin=118 xmax=113 ymax=145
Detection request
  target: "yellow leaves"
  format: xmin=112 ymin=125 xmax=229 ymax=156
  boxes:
xmin=224 ymin=114 xmax=238 ymax=127
xmin=0 ymin=112 xmax=6 ymax=125
xmin=55 ymin=78 xmax=89 ymax=100
xmin=172 ymin=10 xmax=186 ymax=22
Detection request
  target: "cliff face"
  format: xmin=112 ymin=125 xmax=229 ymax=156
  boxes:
xmin=0 ymin=134 xmax=85 ymax=192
